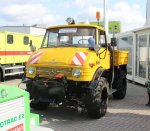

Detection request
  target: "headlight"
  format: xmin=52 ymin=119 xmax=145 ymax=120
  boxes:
xmin=72 ymin=69 xmax=82 ymax=77
xmin=28 ymin=67 xmax=35 ymax=75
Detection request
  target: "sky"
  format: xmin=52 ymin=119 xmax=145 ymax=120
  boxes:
xmin=0 ymin=0 xmax=147 ymax=32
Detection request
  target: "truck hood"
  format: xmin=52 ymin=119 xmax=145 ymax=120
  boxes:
xmin=27 ymin=47 xmax=92 ymax=66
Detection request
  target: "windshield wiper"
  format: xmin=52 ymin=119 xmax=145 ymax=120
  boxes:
xmin=58 ymin=44 xmax=78 ymax=47
xmin=42 ymin=45 xmax=57 ymax=48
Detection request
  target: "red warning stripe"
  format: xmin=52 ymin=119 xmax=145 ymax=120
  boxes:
xmin=0 ymin=51 xmax=32 ymax=56
xmin=7 ymin=123 xmax=24 ymax=131
xmin=71 ymin=52 xmax=88 ymax=66
xmin=71 ymin=60 xmax=76 ymax=65
xmin=75 ymin=52 xmax=84 ymax=65
xmin=29 ymin=52 xmax=43 ymax=64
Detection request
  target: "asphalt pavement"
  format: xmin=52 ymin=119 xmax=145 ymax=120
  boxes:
xmin=2 ymin=78 xmax=150 ymax=131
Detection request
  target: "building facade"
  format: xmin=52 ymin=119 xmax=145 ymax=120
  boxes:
xmin=117 ymin=27 xmax=150 ymax=85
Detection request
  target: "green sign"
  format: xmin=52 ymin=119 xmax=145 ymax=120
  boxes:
xmin=80 ymin=21 xmax=121 ymax=33
xmin=0 ymin=113 xmax=24 ymax=128
xmin=0 ymin=85 xmax=30 ymax=131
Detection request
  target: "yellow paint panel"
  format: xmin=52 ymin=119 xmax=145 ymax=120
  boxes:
xmin=0 ymin=32 xmax=6 ymax=64
xmin=114 ymin=50 xmax=129 ymax=66
xmin=0 ymin=31 xmax=43 ymax=64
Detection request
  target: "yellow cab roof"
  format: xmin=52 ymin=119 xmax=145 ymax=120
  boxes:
xmin=47 ymin=24 xmax=104 ymax=31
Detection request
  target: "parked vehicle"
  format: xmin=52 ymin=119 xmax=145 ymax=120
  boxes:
xmin=24 ymin=18 xmax=128 ymax=118
xmin=0 ymin=31 xmax=43 ymax=81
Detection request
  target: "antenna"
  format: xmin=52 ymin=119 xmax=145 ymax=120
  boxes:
xmin=104 ymin=0 xmax=108 ymax=35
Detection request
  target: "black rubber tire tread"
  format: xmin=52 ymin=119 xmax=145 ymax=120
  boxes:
xmin=30 ymin=101 xmax=49 ymax=110
xmin=0 ymin=69 xmax=4 ymax=82
xmin=0 ymin=70 xmax=2 ymax=82
xmin=112 ymin=70 xmax=127 ymax=99
xmin=85 ymin=77 xmax=108 ymax=119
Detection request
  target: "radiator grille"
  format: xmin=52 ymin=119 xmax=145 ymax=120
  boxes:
xmin=36 ymin=67 xmax=72 ymax=78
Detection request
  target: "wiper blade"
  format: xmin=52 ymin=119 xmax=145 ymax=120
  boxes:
xmin=41 ymin=45 xmax=57 ymax=48
xmin=58 ymin=44 xmax=78 ymax=47
xmin=48 ymin=45 xmax=57 ymax=47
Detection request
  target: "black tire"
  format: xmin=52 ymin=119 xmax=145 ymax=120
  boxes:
xmin=26 ymin=81 xmax=49 ymax=110
xmin=30 ymin=101 xmax=49 ymax=110
xmin=85 ymin=77 xmax=108 ymax=119
xmin=0 ymin=69 xmax=4 ymax=82
xmin=112 ymin=71 xmax=127 ymax=99
xmin=0 ymin=70 xmax=2 ymax=82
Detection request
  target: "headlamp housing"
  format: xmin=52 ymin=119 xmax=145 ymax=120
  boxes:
xmin=28 ymin=67 xmax=35 ymax=75
xmin=72 ymin=69 xmax=82 ymax=77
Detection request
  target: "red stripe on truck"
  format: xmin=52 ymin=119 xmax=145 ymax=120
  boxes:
xmin=0 ymin=51 xmax=33 ymax=56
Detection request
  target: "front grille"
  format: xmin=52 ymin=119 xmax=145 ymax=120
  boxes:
xmin=36 ymin=67 xmax=72 ymax=78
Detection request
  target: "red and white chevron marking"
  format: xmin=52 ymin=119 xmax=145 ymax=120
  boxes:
xmin=29 ymin=52 xmax=43 ymax=64
xmin=71 ymin=52 xmax=88 ymax=66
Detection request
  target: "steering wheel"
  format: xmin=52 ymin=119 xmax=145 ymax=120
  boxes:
xmin=78 ymin=39 xmax=88 ymax=44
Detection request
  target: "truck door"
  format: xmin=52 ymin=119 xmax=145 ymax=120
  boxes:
xmin=6 ymin=33 xmax=27 ymax=64
xmin=0 ymin=32 xmax=6 ymax=64
xmin=5 ymin=33 xmax=15 ymax=64
xmin=98 ymin=29 xmax=110 ymax=69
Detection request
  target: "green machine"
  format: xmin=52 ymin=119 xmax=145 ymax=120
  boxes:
xmin=145 ymin=81 xmax=150 ymax=106
xmin=0 ymin=84 xmax=38 ymax=131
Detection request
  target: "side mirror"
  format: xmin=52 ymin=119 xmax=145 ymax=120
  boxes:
xmin=94 ymin=45 xmax=100 ymax=52
xmin=111 ymin=38 xmax=117 ymax=46
xmin=89 ymin=45 xmax=100 ymax=52
xmin=88 ymin=38 xmax=100 ymax=52
xmin=29 ymin=40 xmax=36 ymax=51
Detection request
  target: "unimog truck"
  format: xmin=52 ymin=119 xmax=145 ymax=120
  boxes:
xmin=24 ymin=18 xmax=128 ymax=118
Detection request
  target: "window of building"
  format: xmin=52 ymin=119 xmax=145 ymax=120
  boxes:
xmin=7 ymin=35 xmax=13 ymax=44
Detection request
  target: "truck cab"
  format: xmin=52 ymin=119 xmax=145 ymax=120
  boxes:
xmin=25 ymin=19 xmax=128 ymax=119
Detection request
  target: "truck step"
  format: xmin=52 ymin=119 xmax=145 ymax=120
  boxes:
xmin=3 ymin=65 xmax=25 ymax=77
xmin=4 ymin=71 xmax=24 ymax=76
xmin=4 ymin=66 xmax=25 ymax=70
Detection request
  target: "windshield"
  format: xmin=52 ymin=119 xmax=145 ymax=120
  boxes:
xmin=41 ymin=27 xmax=96 ymax=48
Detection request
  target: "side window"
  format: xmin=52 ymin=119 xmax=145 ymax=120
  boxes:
xmin=98 ymin=30 xmax=106 ymax=46
xmin=7 ymin=35 xmax=13 ymax=44
xmin=100 ymin=35 xmax=105 ymax=44
xmin=24 ymin=36 xmax=29 ymax=45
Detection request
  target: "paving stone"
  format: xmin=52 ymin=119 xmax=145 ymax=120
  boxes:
xmin=3 ymin=79 xmax=150 ymax=131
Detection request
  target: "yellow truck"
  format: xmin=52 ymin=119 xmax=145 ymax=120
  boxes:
xmin=24 ymin=18 xmax=128 ymax=118
xmin=0 ymin=31 xmax=43 ymax=81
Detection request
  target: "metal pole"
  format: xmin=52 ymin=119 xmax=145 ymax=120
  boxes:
xmin=104 ymin=0 xmax=108 ymax=35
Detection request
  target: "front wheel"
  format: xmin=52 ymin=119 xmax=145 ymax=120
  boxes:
xmin=0 ymin=69 xmax=4 ymax=82
xmin=26 ymin=82 xmax=49 ymax=110
xmin=85 ymin=77 xmax=108 ymax=119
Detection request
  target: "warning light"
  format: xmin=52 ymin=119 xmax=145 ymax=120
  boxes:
xmin=96 ymin=11 xmax=100 ymax=20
